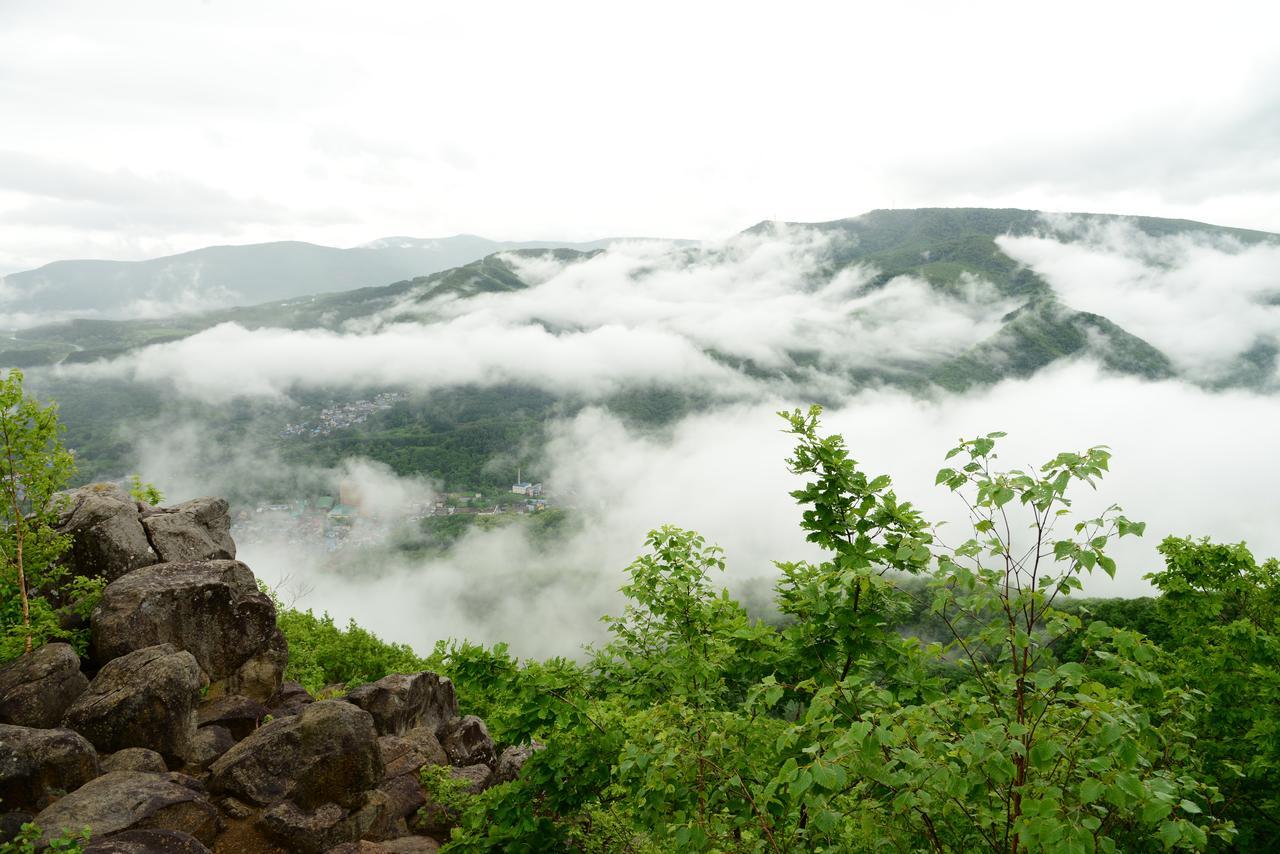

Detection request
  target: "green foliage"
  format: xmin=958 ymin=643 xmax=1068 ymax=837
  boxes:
xmin=0 ymin=369 xmax=85 ymax=662
xmin=272 ymin=601 xmax=430 ymax=694
xmin=126 ymin=474 xmax=164 ymax=506
xmin=0 ymin=822 xmax=89 ymax=853
xmin=1146 ymin=537 xmax=1280 ymax=848
xmin=429 ymin=408 xmax=1238 ymax=853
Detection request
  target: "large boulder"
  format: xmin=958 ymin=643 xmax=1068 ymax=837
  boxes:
xmin=33 ymin=771 xmax=221 ymax=847
xmin=55 ymin=484 xmax=158 ymax=583
xmin=0 ymin=724 xmax=100 ymax=812
xmin=209 ymin=700 xmax=383 ymax=810
xmin=62 ymin=644 xmax=200 ymax=763
xmin=344 ymin=672 xmax=457 ymax=737
xmin=0 ymin=643 xmax=88 ymax=728
xmin=91 ymin=560 xmax=285 ymax=702
xmin=436 ymin=715 xmax=495 ymax=768
xmin=84 ymin=829 xmax=212 ymax=853
xmin=140 ymin=498 xmax=235 ymax=564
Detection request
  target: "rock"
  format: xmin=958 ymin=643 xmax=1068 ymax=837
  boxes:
xmin=33 ymin=771 xmax=221 ymax=847
xmin=56 ymin=484 xmax=158 ymax=583
xmin=102 ymin=748 xmax=168 ymax=774
xmin=139 ymin=498 xmax=235 ymax=564
xmin=377 ymin=736 xmax=431 ymax=780
xmin=493 ymin=741 xmax=545 ymax=785
xmin=0 ymin=724 xmax=100 ymax=812
xmin=451 ymin=763 xmax=493 ymax=794
xmin=184 ymin=726 xmax=235 ymax=772
xmin=344 ymin=672 xmax=457 ymax=737
xmin=267 ymin=681 xmax=314 ymax=718
xmin=257 ymin=801 xmax=352 ymax=854
xmin=327 ymin=838 xmax=441 ymax=853
xmin=90 ymin=561 xmax=284 ymax=703
xmin=399 ymin=726 xmax=448 ymax=769
xmin=376 ymin=774 xmax=424 ymax=822
xmin=198 ymin=695 xmax=270 ymax=741
xmin=84 ymin=828 xmax=212 ymax=853
xmin=0 ymin=643 xmax=88 ymax=729
xmin=62 ymin=644 xmax=200 ymax=763
xmin=209 ymin=700 xmax=383 ymax=810
xmin=437 ymin=715 xmax=495 ymax=768
xmin=216 ymin=796 xmax=254 ymax=820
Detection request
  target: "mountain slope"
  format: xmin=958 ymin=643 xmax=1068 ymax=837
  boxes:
xmin=0 ymin=235 xmax=658 ymax=326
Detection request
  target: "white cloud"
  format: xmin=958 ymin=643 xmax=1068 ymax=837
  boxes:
xmin=999 ymin=219 xmax=1280 ymax=381
xmin=74 ymin=230 xmax=1016 ymax=400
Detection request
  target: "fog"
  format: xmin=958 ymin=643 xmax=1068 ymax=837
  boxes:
xmin=56 ymin=223 xmax=1280 ymax=659
xmin=123 ymin=362 xmax=1280 ymax=661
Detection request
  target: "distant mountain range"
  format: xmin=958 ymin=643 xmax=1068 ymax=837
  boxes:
xmin=0 ymin=234 xmax=667 ymax=326
xmin=6 ymin=207 xmax=1277 ymax=390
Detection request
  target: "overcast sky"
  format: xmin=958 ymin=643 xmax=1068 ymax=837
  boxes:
xmin=2 ymin=0 xmax=1278 ymax=274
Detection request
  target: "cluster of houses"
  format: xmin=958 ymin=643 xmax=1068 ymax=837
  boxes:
xmin=231 ymin=473 xmax=553 ymax=552
xmin=278 ymin=392 xmax=407 ymax=439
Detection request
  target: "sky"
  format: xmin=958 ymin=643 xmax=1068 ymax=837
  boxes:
xmin=2 ymin=1 xmax=1279 ymax=275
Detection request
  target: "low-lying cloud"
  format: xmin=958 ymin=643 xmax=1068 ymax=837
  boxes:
xmin=74 ymin=228 xmax=1017 ymax=402
xmin=185 ymin=362 xmax=1280 ymax=660
xmin=999 ymin=218 xmax=1280 ymax=383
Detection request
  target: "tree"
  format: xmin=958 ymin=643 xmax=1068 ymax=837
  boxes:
xmin=0 ymin=369 xmax=77 ymax=659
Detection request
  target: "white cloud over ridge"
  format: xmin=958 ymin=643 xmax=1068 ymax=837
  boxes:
xmin=74 ymin=229 xmax=1016 ymax=402
xmin=1000 ymin=219 xmax=1280 ymax=383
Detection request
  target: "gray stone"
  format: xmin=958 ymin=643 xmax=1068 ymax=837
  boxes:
xmin=493 ymin=741 xmax=545 ymax=785
xmin=0 ymin=723 xmax=100 ymax=812
xmin=183 ymin=725 xmax=235 ymax=772
xmin=267 ymin=681 xmax=314 ymax=718
xmin=344 ymin=672 xmax=457 ymax=737
xmin=209 ymin=700 xmax=383 ymax=810
xmin=56 ymin=484 xmax=158 ymax=583
xmin=437 ymin=715 xmax=495 ymax=768
xmin=33 ymin=771 xmax=221 ymax=847
xmin=0 ymin=643 xmax=88 ymax=729
xmin=101 ymin=748 xmax=168 ymax=774
xmin=62 ymin=644 xmax=200 ymax=763
xmin=257 ymin=801 xmax=352 ymax=854
xmin=140 ymin=498 xmax=235 ymax=564
xmin=84 ymin=828 xmax=212 ymax=853
xmin=90 ymin=561 xmax=284 ymax=703
xmin=197 ymin=694 xmax=270 ymax=741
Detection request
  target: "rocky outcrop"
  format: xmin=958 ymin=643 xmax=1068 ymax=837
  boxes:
xmin=91 ymin=560 xmax=285 ymax=702
xmin=56 ymin=484 xmax=158 ymax=583
xmin=344 ymin=672 xmax=457 ymax=737
xmin=437 ymin=715 xmax=495 ymax=769
xmin=33 ymin=771 xmax=221 ymax=847
xmin=139 ymin=498 xmax=235 ymax=564
xmin=0 ymin=724 xmax=100 ymax=812
xmin=62 ymin=644 xmax=200 ymax=763
xmin=0 ymin=642 xmax=88 ymax=728
xmin=209 ymin=700 xmax=383 ymax=810
xmin=5 ymin=489 xmax=514 ymax=853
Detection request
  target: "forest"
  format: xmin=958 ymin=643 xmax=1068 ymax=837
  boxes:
xmin=3 ymin=365 xmax=1277 ymax=852
xmin=270 ymin=408 xmax=1279 ymax=852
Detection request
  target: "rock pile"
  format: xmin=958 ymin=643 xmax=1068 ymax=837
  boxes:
xmin=0 ymin=485 xmax=536 ymax=852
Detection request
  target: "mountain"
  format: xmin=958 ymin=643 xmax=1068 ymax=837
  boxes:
xmin=9 ymin=207 xmax=1279 ymax=489
xmin=0 ymin=234 xmax=662 ymax=327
